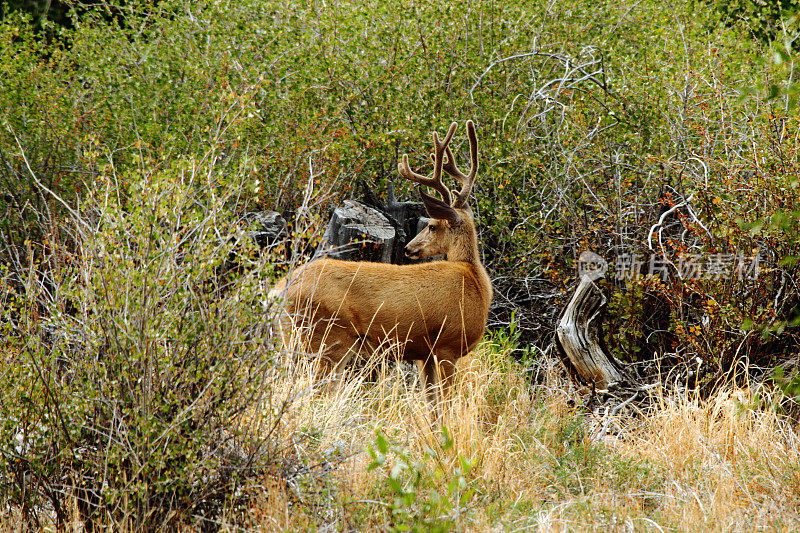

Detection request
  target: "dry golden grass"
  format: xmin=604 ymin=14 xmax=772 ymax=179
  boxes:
xmin=247 ymin=330 xmax=800 ymax=532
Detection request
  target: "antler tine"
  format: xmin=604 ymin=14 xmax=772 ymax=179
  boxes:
xmin=397 ymin=122 xmax=458 ymax=205
xmin=442 ymin=120 xmax=479 ymax=209
xmin=398 ymin=155 xmax=452 ymax=205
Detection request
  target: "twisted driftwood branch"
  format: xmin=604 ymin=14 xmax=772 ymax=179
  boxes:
xmin=556 ymin=274 xmax=629 ymax=390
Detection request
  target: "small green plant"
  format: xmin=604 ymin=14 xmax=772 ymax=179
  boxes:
xmin=367 ymin=427 xmax=476 ymax=532
xmin=490 ymin=310 xmax=539 ymax=369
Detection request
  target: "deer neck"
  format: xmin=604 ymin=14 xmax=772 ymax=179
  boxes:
xmin=445 ymin=229 xmax=493 ymax=307
xmin=446 ymin=229 xmax=482 ymax=265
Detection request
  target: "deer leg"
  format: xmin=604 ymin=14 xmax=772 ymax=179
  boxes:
xmin=419 ymin=357 xmax=441 ymax=411
xmin=436 ymin=355 xmax=457 ymax=402
xmin=419 ymin=353 xmax=458 ymax=422
xmin=316 ymin=327 xmax=361 ymax=394
xmin=328 ymin=346 xmax=359 ymax=393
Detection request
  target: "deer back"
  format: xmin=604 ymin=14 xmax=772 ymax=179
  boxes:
xmin=278 ymin=257 xmax=491 ymax=358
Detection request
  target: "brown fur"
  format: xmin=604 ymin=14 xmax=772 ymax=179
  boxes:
xmin=270 ymin=121 xmax=492 ymax=407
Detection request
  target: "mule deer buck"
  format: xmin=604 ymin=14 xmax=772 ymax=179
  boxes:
xmin=270 ymin=120 xmax=492 ymax=408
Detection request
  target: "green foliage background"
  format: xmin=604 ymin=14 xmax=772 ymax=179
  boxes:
xmin=2 ymin=0 xmax=800 ymax=528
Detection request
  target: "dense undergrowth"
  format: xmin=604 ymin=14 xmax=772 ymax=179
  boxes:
xmin=246 ymin=336 xmax=800 ymax=531
xmin=2 ymin=0 xmax=800 ymax=529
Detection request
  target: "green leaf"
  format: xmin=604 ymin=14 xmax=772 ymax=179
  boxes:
xmin=387 ymin=477 xmax=403 ymax=495
xmin=460 ymin=488 xmax=476 ymax=506
xmin=767 ymin=84 xmax=781 ymax=100
xmin=459 ymin=456 xmax=472 ymax=474
xmin=376 ymin=431 xmax=389 ymax=455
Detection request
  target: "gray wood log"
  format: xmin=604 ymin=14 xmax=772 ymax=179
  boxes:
xmin=241 ymin=210 xmax=288 ymax=248
xmin=361 ymin=180 xmax=426 ymax=264
xmin=556 ymin=274 xmax=628 ymax=390
xmin=315 ymin=200 xmax=396 ymax=263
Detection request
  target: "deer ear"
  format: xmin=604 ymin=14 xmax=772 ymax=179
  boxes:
xmin=419 ymin=188 xmax=461 ymax=225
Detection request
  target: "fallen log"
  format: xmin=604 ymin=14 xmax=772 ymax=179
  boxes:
xmin=241 ymin=210 xmax=288 ymax=248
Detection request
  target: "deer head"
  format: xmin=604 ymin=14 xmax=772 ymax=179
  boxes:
xmin=398 ymin=121 xmax=480 ymax=262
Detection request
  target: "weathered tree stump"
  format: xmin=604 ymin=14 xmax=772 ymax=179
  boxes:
xmin=315 ymin=200 xmax=396 ymax=263
xmin=556 ymin=272 xmax=629 ymax=390
xmin=241 ymin=210 xmax=288 ymax=248
xmin=361 ymin=180 xmax=427 ymax=264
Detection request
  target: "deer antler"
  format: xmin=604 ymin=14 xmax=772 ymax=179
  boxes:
xmin=398 ymin=122 xmax=458 ymax=205
xmin=442 ymin=120 xmax=478 ymax=209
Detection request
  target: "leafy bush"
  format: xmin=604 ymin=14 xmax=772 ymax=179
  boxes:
xmin=706 ymin=0 xmax=800 ymax=46
xmin=0 ymin=154 xmax=283 ymax=528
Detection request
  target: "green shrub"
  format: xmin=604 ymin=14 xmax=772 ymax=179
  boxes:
xmin=0 ymin=157 xmax=282 ymax=529
xmin=367 ymin=427 xmax=476 ymax=532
